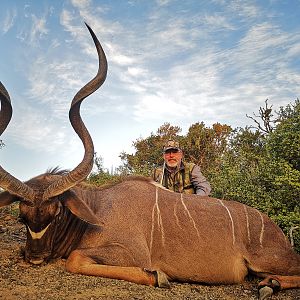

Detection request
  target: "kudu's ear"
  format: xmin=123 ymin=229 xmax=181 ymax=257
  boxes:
xmin=0 ymin=191 xmax=18 ymax=208
xmin=61 ymin=190 xmax=102 ymax=226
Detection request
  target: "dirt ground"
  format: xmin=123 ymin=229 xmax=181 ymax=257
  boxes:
xmin=0 ymin=206 xmax=299 ymax=300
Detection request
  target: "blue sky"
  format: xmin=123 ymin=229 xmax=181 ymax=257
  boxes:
xmin=0 ymin=0 xmax=299 ymax=180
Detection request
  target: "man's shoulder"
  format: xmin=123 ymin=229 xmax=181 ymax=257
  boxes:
xmin=182 ymin=161 xmax=197 ymax=170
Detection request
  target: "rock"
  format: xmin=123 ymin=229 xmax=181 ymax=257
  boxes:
xmin=0 ymin=225 xmax=7 ymax=233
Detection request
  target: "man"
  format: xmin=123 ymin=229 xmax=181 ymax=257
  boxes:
xmin=153 ymin=140 xmax=211 ymax=196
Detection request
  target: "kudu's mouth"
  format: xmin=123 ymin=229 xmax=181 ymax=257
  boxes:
xmin=26 ymin=253 xmax=51 ymax=265
xmin=22 ymin=247 xmax=50 ymax=265
xmin=29 ymin=258 xmax=45 ymax=265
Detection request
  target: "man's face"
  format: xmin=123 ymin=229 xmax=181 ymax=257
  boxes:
xmin=163 ymin=149 xmax=183 ymax=168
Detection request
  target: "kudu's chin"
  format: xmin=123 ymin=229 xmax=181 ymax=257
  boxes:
xmin=24 ymin=250 xmax=51 ymax=265
xmin=29 ymin=258 xmax=45 ymax=265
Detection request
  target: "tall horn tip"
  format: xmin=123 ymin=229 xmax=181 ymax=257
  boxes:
xmin=83 ymin=23 xmax=101 ymax=50
xmin=84 ymin=22 xmax=93 ymax=35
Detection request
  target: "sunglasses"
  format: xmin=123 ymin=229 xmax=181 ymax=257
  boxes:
xmin=164 ymin=149 xmax=181 ymax=155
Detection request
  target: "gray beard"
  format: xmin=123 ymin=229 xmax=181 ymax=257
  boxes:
xmin=166 ymin=164 xmax=180 ymax=173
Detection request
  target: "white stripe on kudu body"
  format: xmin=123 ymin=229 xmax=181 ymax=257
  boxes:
xmin=180 ymin=194 xmax=200 ymax=239
xmin=173 ymin=200 xmax=183 ymax=230
xmin=28 ymin=223 xmax=51 ymax=240
xmin=150 ymin=187 xmax=166 ymax=252
xmin=218 ymin=199 xmax=236 ymax=245
xmin=243 ymin=205 xmax=251 ymax=244
xmin=257 ymin=210 xmax=265 ymax=247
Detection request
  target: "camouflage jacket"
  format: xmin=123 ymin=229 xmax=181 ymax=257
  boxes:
xmin=152 ymin=162 xmax=211 ymax=196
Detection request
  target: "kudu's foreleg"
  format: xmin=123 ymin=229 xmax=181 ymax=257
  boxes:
xmin=66 ymin=250 xmax=170 ymax=287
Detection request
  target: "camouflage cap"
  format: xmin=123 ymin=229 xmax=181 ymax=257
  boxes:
xmin=163 ymin=140 xmax=181 ymax=152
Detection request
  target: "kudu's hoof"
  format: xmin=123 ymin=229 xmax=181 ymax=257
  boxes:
xmin=144 ymin=268 xmax=170 ymax=288
xmin=271 ymin=279 xmax=280 ymax=289
xmin=155 ymin=270 xmax=170 ymax=288
xmin=259 ymin=286 xmax=273 ymax=300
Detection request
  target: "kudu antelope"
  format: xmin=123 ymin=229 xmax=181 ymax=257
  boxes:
xmin=0 ymin=24 xmax=299 ymax=300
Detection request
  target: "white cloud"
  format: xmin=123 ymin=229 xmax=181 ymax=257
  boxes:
xmin=228 ymin=0 xmax=260 ymax=19
xmin=60 ymin=5 xmax=133 ymax=70
xmin=24 ymin=4 xmax=31 ymax=18
xmin=121 ymin=15 xmax=299 ymax=127
xmin=71 ymin=0 xmax=91 ymax=9
xmin=2 ymin=8 xmax=17 ymax=34
xmin=127 ymin=67 xmax=148 ymax=77
xmin=134 ymin=94 xmax=189 ymax=122
xmin=60 ymin=9 xmax=77 ymax=34
xmin=157 ymin=22 xmax=194 ymax=49
xmin=104 ymin=42 xmax=135 ymax=66
xmin=203 ymin=14 xmax=235 ymax=31
xmin=50 ymin=3 xmax=300 ymax=131
xmin=30 ymin=14 xmax=49 ymax=44
xmin=7 ymin=104 xmax=70 ymax=153
xmin=25 ymin=53 xmax=91 ymax=120
xmin=286 ymin=41 xmax=300 ymax=58
xmin=50 ymin=38 xmax=60 ymax=48
xmin=15 ymin=10 xmax=50 ymax=45
xmin=155 ymin=0 xmax=171 ymax=6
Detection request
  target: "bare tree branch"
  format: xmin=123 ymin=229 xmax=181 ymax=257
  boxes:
xmin=246 ymin=99 xmax=278 ymax=134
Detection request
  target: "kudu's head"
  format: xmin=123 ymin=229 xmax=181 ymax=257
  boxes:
xmin=0 ymin=24 xmax=107 ymax=264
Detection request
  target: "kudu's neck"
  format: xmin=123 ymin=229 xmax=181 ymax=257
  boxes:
xmin=51 ymin=206 xmax=88 ymax=259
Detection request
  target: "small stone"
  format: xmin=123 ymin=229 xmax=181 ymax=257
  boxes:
xmin=0 ymin=225 xmax=7 ymax=233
